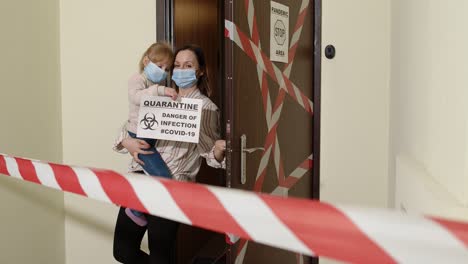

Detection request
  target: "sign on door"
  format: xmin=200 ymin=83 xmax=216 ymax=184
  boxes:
xmin=270 ymin=1 xmax=289 ymax=63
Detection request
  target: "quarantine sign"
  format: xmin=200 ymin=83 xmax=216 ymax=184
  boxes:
xmin=137 ymin=96 xmax=203 ymax=143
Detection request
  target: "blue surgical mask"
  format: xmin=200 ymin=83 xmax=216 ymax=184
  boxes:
xmin=171 ymin=69 xmax=198 ymax=89
xmin=144 ymin=62 xmax=167 ymax=83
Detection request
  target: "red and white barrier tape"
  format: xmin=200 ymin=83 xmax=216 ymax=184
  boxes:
xmin=1 ymin=153 xmax=468 ymax=263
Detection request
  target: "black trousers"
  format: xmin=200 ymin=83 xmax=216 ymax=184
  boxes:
xmin=113 ymin=206 xmax=180 ymax=264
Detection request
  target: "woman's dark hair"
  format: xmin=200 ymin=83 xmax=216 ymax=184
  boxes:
xmin=172 ymin=44 xmax=211 ymax=97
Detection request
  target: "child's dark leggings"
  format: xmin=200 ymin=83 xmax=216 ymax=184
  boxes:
xmin=113 ymin=206 xmax=180 ymax=264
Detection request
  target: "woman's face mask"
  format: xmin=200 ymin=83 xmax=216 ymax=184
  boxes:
xmin=144 ymin=61 xmax=167 ymax=83
xmin=171 ymin=69 xmax=198 ymax=89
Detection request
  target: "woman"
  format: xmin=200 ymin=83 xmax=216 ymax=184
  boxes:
xmin=112 ymin=44 xmax=226 ymax=264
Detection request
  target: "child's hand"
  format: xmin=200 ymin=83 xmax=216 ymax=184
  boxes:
xmin=164 ymin=87 xmax=178 ymax=100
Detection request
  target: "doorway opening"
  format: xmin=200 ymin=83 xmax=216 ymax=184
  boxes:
xmin=156 ymin=0 xmax=321 ymax=263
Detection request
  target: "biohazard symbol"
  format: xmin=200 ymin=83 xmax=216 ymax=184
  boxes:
xmin=140 ymin=113 xmax=158 ymax=130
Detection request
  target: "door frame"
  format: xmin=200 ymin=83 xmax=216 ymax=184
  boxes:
xmin=156 ymin=0 xmax=173 ymax=43
xmin=313 ymin=0 xmax=321 ymax=201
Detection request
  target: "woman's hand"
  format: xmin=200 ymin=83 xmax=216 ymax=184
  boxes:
xmin=121 ymin=137 xmax=154 ymax=165
xmin=164 ymin=87 xmax=178 ymax=100
xmin=214 ymin=140 xmax=226 ymax=162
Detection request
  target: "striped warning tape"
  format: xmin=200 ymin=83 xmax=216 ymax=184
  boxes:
xmin=224 ymin=20 xmax=313 ymax=115
xmin=1 ymin=153 xmax=468 ymax=263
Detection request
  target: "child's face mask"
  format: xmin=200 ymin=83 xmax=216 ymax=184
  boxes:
xmin=144 ymin=61 xmax=167 ymax=83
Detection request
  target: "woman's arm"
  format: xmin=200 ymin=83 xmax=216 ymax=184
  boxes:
xmin=112 ymin=122 xmax=131 ymax=153
xmin=197 ymin=106 xmax=226 ymax=169
xmin=121 ymin=138 xmax=154 ymax=165
xmin=112 ymin=122 xmax=153 ymax=165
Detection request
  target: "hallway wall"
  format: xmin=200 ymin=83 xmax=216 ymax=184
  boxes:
xmin=390 ymin=0 xmax=468 ymax=219
xmin=59 ymin=0 xmax=156 ymax=263
xmin=0 ymin=0 xmax=65 ymax=263
xmin=321 ymin=0 xmax=391 ymax=208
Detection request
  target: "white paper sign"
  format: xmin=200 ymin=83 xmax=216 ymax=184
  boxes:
xmin=270 ymin=1 xmax=289 ymax=63
xmin=137 ymin=96 xmax=203 ymax=143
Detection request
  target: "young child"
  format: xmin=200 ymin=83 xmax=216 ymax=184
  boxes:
xmin=126 ymin=42 xmax=177 ymax=226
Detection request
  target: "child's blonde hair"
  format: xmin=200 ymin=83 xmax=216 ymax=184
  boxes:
xmin=139 ymin=42 xmax=174 ymax=72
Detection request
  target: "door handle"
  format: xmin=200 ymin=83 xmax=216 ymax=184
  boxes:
xmin=240 ymin=134 xmax=265 ymax=184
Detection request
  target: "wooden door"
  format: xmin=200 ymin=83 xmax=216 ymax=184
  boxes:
xmin=224 ymin=0 xmax=319 ymax=263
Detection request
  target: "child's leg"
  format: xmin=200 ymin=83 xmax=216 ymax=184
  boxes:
xmin=137 ymin=145 xmax=171 ymax=178
xmin=128 ymin=132 xmax=171 ymax=179
xmin=125 ymin=208 xmax=148 ymax=227
xmin=126 ymin=133 xmax=171 ymax=227
xmin=132 ymin=151 xmax=171 ymax=225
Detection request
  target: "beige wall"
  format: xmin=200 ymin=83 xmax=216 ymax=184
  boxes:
xmin=320 ymin=0 xmax=391 ymax=208
xmin=2 ymin=0 xmax=467 ymax=263
xmin=59 ymin=0 xmax=156 ymax=263
xmin=0 ymin=0 xmax=65 ymax=263
xmin=390 ymin=0 xmax=468 ymax=218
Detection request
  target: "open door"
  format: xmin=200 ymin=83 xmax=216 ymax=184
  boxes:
xmin=224 ymin=0 xmax=320 ymax=263
xmin=157 ymin=0 xmax=228 ymax=263
xmin=157 ymin=0 xmax=320 ymax=262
